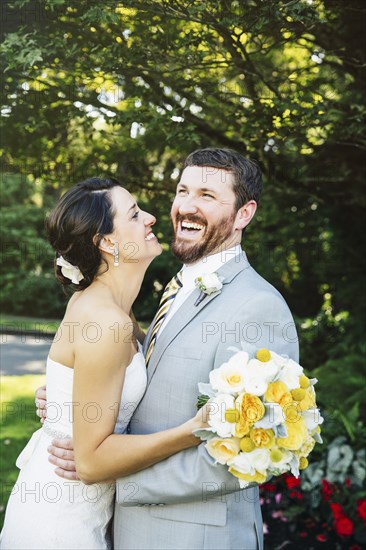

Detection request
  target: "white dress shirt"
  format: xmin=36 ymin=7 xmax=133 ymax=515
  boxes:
xmin=157 ymin=244 xmax=242 ymax=337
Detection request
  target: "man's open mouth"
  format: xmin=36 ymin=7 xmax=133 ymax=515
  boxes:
xmin=179 ymin=220 xmax=206 ymax=234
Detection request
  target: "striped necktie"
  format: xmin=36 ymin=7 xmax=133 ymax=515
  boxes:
xmin=145 ymin=271 xmax=183 ymax=366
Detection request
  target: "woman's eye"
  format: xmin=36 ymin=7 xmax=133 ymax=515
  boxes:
xmin=132 ymin=211 xmax=139 ymax=219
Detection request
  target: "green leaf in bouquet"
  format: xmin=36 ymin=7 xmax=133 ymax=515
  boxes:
xmin=197 ymin=394 xmax=210 ymax=410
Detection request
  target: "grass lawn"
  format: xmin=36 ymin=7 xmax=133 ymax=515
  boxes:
xmin=0 ymin=314 xmax=60 ymax=334
xmin=0 ymin=375 xmax=46 ymax=530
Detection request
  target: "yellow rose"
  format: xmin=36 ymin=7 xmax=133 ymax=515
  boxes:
xmin=298 ymin=389 xmax=315 ymax=411
xmin=238 ymin=393 xmax=265 ymax=423
xmin=277 ymin=417 xmax=308 ymax=450
xmin=250 ymin=428 xmax=275 ymax=449
xmin=235 ymin=419 xmax=250 ymax=438
xmin=205 ymin=437 xmax=241 ymax=465
xmin=228 ymin=467 xmax=267 ymax=484
xmin=298 ymin=434 xmax=315 ymax=457
xmin=291 ymin=387 xmax=315 ymax=411
xmin=265 ymin=381 xmax=292 ymax=407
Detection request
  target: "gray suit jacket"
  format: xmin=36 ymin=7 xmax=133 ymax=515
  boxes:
xmin=114 ymin=250 xmax=299 ymax=550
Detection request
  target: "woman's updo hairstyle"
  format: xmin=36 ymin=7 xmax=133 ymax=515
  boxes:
xmin=46 ymin=177 xmax=122 ymax=290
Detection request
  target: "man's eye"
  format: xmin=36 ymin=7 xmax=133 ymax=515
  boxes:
xmin=177 ymin=189 xmax=187 ymax=195
xmin=202 ymin=193 xmax=214 ymax=199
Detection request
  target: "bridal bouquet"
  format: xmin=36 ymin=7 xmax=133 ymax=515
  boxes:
xmin=196 ymin=348 xmax=323 ymax=488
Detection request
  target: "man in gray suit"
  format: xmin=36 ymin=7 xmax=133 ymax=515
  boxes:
xmin=113 ymin=148 xmax=298 ymax=550
xmin=38 ymin=148 xmax=298 ymax=549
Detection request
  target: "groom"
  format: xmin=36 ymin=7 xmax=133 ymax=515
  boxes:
xmin=37 ymin=148 xmax=298 ymax=549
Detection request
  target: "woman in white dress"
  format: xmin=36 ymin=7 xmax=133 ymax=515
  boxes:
xmin=0 ymin=178 xmax=207 ymax=550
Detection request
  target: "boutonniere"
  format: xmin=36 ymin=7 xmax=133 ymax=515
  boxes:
xmin=56 ymin=256 xmax=84 ymax=284
xmin=194 ymin=272 xmax=223 ymax=306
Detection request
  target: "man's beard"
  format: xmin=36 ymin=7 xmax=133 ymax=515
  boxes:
xmin=171 ymin=212 xmax=236 ymax=264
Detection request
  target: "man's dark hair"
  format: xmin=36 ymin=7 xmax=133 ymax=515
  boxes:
xmin=184 ymin=148 xmax=263 ymax=211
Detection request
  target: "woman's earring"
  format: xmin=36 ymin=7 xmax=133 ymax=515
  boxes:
xmin=113 ymin=243 xmax=119 ymax=267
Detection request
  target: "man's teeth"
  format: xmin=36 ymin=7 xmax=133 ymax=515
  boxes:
xmin=145 ymin=233 xmax=155 ymax=241
xmin=181 ymin=221 xmax=205 ymax=230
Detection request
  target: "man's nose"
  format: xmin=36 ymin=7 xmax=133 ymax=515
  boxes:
xmin=178 ymin=196 xmax=199 ymax=215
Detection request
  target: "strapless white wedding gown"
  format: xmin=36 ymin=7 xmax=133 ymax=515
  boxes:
xmin=0 ymin=348 xmax=147 ymax=550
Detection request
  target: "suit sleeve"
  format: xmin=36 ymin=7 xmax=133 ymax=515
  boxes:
xmin=116 ymin=291 xmax=299 ymax=506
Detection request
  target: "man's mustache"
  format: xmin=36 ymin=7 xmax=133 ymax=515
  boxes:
xmin=174 ymin=214 xmax=207 ymax=226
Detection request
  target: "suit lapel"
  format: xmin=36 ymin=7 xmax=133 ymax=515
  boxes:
xmin=146 ymin=250 xmax=250 ymax=384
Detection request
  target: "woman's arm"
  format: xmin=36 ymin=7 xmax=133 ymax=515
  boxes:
xmin=72 ymin=309 xmax=203 ymax=485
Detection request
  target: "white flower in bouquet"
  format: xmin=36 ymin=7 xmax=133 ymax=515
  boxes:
xmin=207 ymin=394 xmax=237 ymax=438
xmin=270 ymin=351 xmax=304 ymax=390
xmin=205 ymin=437 xmax=241 ymax=465
xmin=209 ymin=352 xmax=249 ymax=394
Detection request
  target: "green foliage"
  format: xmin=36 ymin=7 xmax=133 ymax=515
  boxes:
xmin=0 ymin=174 xmax=66 ymax=317
xmin=1 ymin=0 xmax=365 ymax=416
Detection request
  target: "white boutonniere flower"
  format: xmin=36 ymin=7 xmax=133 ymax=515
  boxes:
xmin=194 ymin=272 xmax=223 ymax=306
xmin=56 ymin=256 xmax=84 ymax=285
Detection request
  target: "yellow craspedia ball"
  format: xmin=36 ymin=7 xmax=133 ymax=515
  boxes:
xmin=291 ymin=388 xmax=306 ymax=401
xmin=270 ymin=448 xmax=284 ymax=463
xmin=256 ymin=348 xmax=271 ymax=362
xmin=225 ymin=408 xmax=240 ymax=423
xmin=240 ymin=437 xmax=255 ymax=452
xmin=299 ymin=457 xmax=308 ymax=470
xmin=300 ymin=375 xmax=310 ymax=389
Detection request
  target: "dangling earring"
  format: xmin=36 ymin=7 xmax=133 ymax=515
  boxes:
xmin=113 ymin=243 xmax=119 ymax=267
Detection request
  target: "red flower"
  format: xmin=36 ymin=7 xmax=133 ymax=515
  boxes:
xmin=289 ymin=490 xmax=304 ymax=500
xmin=345 ymin=477 xmax=351 ymax=488
xmin=334 ymin=516 xmax=354 ymax=537
xmin=262 ymin=482 xmax=276 ymax=493
xmin=350 ymin=545 xmax=362 ymax=550
xmin=316 ymin=534 xmax=327 ymax=542
xmin=330 ymin=503 xmax=344 ymax=519
xmin=357 ymin=498 xmax=366 ymax=522
xmin=285 ymin=475 xmax=301 ymax=490
xmin=321 ymin=479 xmax=333 ymax=501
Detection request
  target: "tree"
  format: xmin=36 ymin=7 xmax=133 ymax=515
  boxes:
xmin=1 ymin=0 xmax=365 ymax=365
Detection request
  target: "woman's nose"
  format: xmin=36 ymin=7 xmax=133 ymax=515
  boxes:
xmin=144 ymin=212 xmax=156 ymax=226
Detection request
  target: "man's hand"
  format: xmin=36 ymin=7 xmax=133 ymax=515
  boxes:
xmin=48 ymin=438 xmax=80 ymax=481
xmin=35 ymin=385 xmax=47 ymax=423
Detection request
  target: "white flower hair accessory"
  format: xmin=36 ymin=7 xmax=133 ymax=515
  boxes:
xmin=194 ymin=272 xmax=223 ymax=306
xmin=56 ymin=256 xmax=84 ymax=285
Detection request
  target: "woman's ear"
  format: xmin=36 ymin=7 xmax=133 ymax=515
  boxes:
xmin=234 ymin=200 xmax=257 ymax=231
xmin=94 ymin=234 xmax=114 ymax=255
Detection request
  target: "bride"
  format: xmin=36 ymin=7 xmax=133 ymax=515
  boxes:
xmin=0 ymin=177 xmax=208 ymax=549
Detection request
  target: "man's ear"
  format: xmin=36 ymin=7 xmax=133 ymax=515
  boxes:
xmin=234 ymin=200 xmax=257 ymax=230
